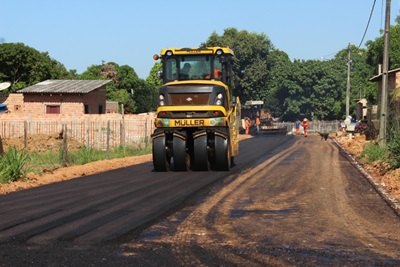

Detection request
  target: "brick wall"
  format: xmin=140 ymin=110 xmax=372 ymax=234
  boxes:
xmin=82 ymin=86 xmax=106 ymax=114
xmin=1 ymin=93 xmax=24 ymax=113
xmin=5 ymin=85 xmax=107 ymax=116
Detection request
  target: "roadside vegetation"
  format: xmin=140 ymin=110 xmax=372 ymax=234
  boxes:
xmin=0 ymin=145 xmax=151 ymax=184
xmin=361 ymin=142 xmax=388 ymax=163
xmin=360 ymin=126 xmax=400 ymax=171
xmin=0 ymin=147 xmax=29 ymax=183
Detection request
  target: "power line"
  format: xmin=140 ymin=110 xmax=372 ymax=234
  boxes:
xmin=358 ymin=0 xmax=377 ymax=48
xmin=380 ymin=0 xmax=384 ymax=30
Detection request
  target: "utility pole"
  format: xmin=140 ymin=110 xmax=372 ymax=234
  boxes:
xmin=379 ymin=0 xmax=391 ymax=145
xmin=346 ymin=43 xmax=351 ymax=118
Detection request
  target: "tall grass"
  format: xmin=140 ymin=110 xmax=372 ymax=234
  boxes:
xmin=22 ymin=144 xmax=152 ymax=180
xmin=0 ymin=147 xmax=30 ymax=183
xmin=361 ymin=142 xmax=388 ymax=163
xmin=388 ymin=127 xmax=400 ymax=168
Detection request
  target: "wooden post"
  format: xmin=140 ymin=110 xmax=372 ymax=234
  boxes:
xmin=86 ymin=118 xmax=90 ymax=148
xmin=62 ymin=124 xmax=68 ymax=166
xmin=106 ymin=120 xmax=110 ymax=155
xmin=0 ymin=135 xmax=4 ymax=155
xmin=24 ymin=121 xmax=28 ymax=149
xmin=144 ymin=119 xmax=148 ymax=148
xmin=121 ymin=116 xmax=125 ymax=147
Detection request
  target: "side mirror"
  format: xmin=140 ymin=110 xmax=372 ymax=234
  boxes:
xmin=232 ymin=97 xmax=236 ymax=105
xmin=232 ymin=96 xmax=239 ymax=108
xmin=157 ymin=70 xmax=163 ymax=79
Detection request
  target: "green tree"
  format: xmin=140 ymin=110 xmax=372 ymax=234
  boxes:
xmin=79 ymin=65 xmax=102 ymax=80
xmin=202 ymin=28 xmax=273 ymax=104
xmin=106 ymin=83 xmax=136 ymax=113
xmin=264 ymin=49 xmax=292 ymax=117
xmin=272 ymin=58 xmax=346 ymax=121
xmin=80 ymin=62 xmax=155 ymax=113
xmin=0 ymin=43 xmax=71 ymax=92
xmin=335 ymin=45 xmax=376 ymax=106
xmin=146 ymin=62 xmax=162 ymax=89
xmin=143 ymin=62 xmax=162 ymax=112
xmin=366 ymin=23 xmax=400 ymax=71
xmin=134 ymin=79 xmax=157 ymax=113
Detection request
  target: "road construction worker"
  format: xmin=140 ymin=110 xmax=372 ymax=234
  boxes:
xmin=301 ymin=118 xmax=309 ymax=137
xmin=255 ymin=116 xmax=261 ymax=134
xmin=245 ymin=117 xmax=251 ymax=135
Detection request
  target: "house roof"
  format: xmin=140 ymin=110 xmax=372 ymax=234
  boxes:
xmin=369 ymin=67 xmax=400 ymax=82
xmin=18 ymin=80 xmax=111 ymax=94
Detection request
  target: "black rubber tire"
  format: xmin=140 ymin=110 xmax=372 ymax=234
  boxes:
xmin=172 ymin=136 xmax=187 ymax=171
xmin=193 ymin=135 xmax=208 ymax=171
xmin=152 ymin=136 xmax=168 ymax=171
xmin=214 ymin=135 xmax=230 ymax=171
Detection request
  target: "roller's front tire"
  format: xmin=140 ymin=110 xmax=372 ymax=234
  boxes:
xmin=193 ymin=134 xmax=208 ymax=171
xmin=152 ymin=135 xmax=169 ymax=172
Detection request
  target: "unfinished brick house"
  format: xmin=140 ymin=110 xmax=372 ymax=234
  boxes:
xmin=15 ymin=79 xmax=111 ymax=115
xmin=370 ymin=67 xmax=400 ymax=118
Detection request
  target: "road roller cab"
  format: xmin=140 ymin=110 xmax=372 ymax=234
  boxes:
xmin=152 ymin=47 xmax=241 ymax=171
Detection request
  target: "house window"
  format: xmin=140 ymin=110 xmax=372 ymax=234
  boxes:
xmin=84 ymin=105 xmax=89 ymax=114
xmin=46 ymin=105 xmax=60 ymax=114
xmin=98 ymin=105 xmax=103 ymax=114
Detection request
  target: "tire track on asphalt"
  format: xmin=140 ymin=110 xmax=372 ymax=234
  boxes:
xmin=171 ymin=137 xmax=302 ymax=267
xmin=0 ymin=174 xmax=180 ymax=243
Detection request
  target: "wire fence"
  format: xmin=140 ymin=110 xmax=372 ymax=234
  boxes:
xmin=272 ymin=120 xmax=340 ymax=134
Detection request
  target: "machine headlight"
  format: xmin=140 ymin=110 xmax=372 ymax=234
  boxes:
xmin=159 ymin=94 xmax=165 ymax=106
xmin=215 ymin=93 xmax=223 ymax=105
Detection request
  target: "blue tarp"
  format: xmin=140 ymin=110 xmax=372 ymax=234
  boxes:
xmin=0 ymin=103 xmax=7 ymax=112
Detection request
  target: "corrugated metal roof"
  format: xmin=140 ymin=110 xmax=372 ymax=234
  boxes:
xmin=369 ymin=67 xmax=400 ymax=82
xmin=18 ymin=80 xmax=111 ymax=94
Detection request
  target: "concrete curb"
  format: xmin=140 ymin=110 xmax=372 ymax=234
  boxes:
xmin=333 ymin=138 xmax=400 ymax=217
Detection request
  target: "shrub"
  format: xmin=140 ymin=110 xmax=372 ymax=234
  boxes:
xmin=388 ymin=128 xmax=400 ymax=168
xmin=0 ymin=147 xmax=30 ymax=183
xmin=361 ymin=142 xmax=388 ymax=163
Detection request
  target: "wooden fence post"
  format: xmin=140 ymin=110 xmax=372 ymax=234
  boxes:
xmin=120 ymin=117 xmax=125 ymax=147
xmin=24 ymin=121 xmax=28 ymax=149
xmin=144 ymin=119 xmax=148 ymax=148
xmin=86 ymin=118 xmax=90 ymax=148
xmin=62 ymin=124 xmax=68 ymax=166
xmin=106 ymin=120 xmax=110 ymax=155
xmin=0 ymin=135 xmax=3 ymax=155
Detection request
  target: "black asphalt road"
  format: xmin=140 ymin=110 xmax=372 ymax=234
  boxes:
xmin=0 ymin=134 xmax=399 ymax=266
xmin=0 ymin=135 xmax=293 ymax=245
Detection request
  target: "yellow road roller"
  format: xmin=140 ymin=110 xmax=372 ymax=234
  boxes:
xmin=152 ymin=47 xmax=241 ymax=171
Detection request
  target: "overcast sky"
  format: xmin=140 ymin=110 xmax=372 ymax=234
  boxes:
xmin=1 ymin=0 xmax=399 ymax=78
